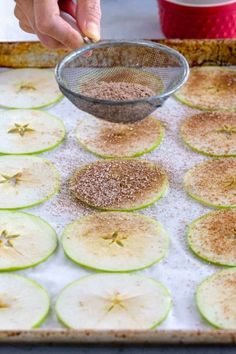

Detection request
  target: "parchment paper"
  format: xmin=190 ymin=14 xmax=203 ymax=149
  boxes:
xmin=0 ymin=75 xmax=221 ymax=330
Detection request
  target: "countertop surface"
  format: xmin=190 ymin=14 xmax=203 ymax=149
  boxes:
xmin=0 ymin=1 xmax=234 ymax=353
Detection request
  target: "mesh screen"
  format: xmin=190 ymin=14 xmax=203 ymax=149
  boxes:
xmin=56 ymin=42 xmax=188 ymax=123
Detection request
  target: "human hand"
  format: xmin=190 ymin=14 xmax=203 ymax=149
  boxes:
xmin=14 ymin=0 xmax=101 ymax=49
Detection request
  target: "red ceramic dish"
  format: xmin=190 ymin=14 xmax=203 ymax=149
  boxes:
xmin=158 ymin=0 xmax=236 ymax=39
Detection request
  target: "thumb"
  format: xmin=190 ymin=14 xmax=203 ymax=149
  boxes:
xmin=76 ymin=0 xmax=101 ymax=42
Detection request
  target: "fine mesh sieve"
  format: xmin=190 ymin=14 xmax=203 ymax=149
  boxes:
xmin=55 ymin=40 xmax=189 ymax=123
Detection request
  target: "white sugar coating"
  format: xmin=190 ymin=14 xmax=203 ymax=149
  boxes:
xmin=4 ymin=66 xmax=234 ymax=330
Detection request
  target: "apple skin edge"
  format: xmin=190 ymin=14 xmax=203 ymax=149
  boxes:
xmin=76 ymin=120 xmax=165 ymax=159
xmin=174 ymin=93 xmax=236 ymax=113
xmin=28 ymin=277 xmax=50 ymax=328
xmin=0 ymin=94 xmax=63 ymax=110
xmin=55 ymin=274 xmax=172 ymax=329
xmin=0 ymin=274 xmax=50 ymax=328
xmin=0 ymin=110 xmax=66 ymax=156
xmin=180 ymin=128 xmax=236 ymax=158
xmin=74 ymin=181 xmax=168 ymax=212
xmin=0 ymin=158 xmax=61 ymax=210
xmin=62 ymin=214 xmax=169 ymax=273
xmin=195 ymin=269 xmax=236 ymax=330
xmin=184 ymin=184 xmax=236 ymax=210
xmin=71 ymin=162 xmax=169 ymax=212
xmin=187 ymin=211 xmax=236 ymax=267
xmin=0 ymin=210 xmax=58 ymax=272
xmin=0 ymin=77 xmax=64 ymax=110
xmin=174 ymin=67 xmax=236 ymax=113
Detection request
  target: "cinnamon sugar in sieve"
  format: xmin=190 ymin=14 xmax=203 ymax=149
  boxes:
xmin=80 ymin=81 xmax=156 ymax=101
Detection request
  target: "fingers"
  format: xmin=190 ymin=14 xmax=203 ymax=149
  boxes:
xmin=14 ymin=0 xmax=35 ymax=29
xmin=14 ymin=0 xmax=85 ymax=49
xmin=76 ymin=0 xmax=101 ymax=41
xmin=34 ymin=0 xmax=84 ymax=49
xmin=19 ymin=22 xmax=35 ymax=34
xmin=15 ymin=0 xmax=62 ymax=48
xmin=15 ymin=0 xmax=102 ymax=49
xmin=14 ymin=3 xmax=34 ymax=33
xmin=37 ymin=33 xmax=66 ymax=49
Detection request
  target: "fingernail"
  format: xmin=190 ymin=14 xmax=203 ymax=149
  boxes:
xmin=86 ymin=21 xmax=100 ymax=41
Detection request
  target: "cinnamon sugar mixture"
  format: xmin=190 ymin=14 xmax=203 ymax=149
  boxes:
xmin=76 ymin=115 xmax=163 ymax=158
xmin=69 ymin=160 xmax=166 ymax=209
xmin=191 ymin=209 xmax=236 ymax=259
xmin=97 ymin=117 xmax=161 ymax=149
xmin=80 ymin=81 xmax=156 ymax=100
xmin=181 ymin=111 xmax=236 ymax=156
xmin=185 ymin=158 xmax=236 ymax=207
xmin=177 ymin=67 xmax=236 ymax=111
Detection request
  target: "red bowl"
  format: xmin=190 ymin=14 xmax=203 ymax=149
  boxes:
xmin=158 ymin=0 xmax=236 ymax=39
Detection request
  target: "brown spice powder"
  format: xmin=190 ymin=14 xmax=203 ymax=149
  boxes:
xmin=181 ymin=111 xmax=236 ymax=156
xmin=191 ymin=209 xmax=236 ymax=260
xmin=69 ymin=159 xmax=167 ymax=210
xmin=185 ymin=158 xmax=236 ymax=207
xmin=206 ymin=270 xmax=236 ymax=320
xmin=97 ymin=117 xmax=162 ymax=154
xmin=177 ymin=67 xmax=236 ymax=111
xmin=76 ymin=115 xmax=163 ymax=158
xmin=74 ymin=212 xmax=158 ymax=240
xmin=80 ymin=81 xmax=156 ymax=101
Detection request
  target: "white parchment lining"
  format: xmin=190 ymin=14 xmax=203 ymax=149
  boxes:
xmin=0 ymin=71 xmax=224 ymax=330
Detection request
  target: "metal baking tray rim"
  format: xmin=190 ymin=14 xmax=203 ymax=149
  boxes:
xmin=0 ymin=329 xmax=235 ymax=344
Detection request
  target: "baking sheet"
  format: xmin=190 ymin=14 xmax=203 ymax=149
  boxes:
xmin=0 ymin=39 xmax=235 ymax=342
xmin=0 ymin=68 xmax=224 ymax=331
xmin=0 ymin=39 xmax=235 ymax=67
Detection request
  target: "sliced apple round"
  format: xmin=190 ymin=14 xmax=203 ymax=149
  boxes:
xmin=0 ymin=155 xmax=60 ymax=210
xmin=196 ymin=269 xmax=236 ymax=329
xmin=0 ymin=109 xmax=65 ymax=155
xmin=62 ymin=212 xmax=169 ymax=272
xmin=184 ymin=158 xmax=236 ymax=208
xmin=56 ymin=274 xmax=172 ymax=330
xmin=0 ymin=211 xmax=57 ymax=271
xmin=175 ymin=67 xmax=236 ymax=112
xmin=0 ymin=273 xmax=50 ymax=329
xmin=0 ymin=69 xmax=63 ymax=109
xmin=181 ymin=112 xmax=236 ymax=157
xmin=188 ymin=209 xmax=236 ymax=266
xmin=69 ymin=159 xmax=168 ymax=211
xmin=75 ymin=114 xmax=164 ymax=158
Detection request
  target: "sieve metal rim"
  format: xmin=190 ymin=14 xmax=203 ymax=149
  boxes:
xmin=55 ymin=40 xmax=189 ymax=105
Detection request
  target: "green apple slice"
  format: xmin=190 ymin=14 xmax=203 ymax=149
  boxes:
xmin=0 ymin=155 xmax=60 ymax=210
xmin=75 ymin=114 xmax=164 ymax=158
xmin=184 ymin=158 xmax=236 ymax=208
xmin=69 ymin=159 xmax=168 ymax=211
xmin=181 ymin=112 xmax=236 ymax=157
xmin=188 ymin=209 xmax=236 ymax=266
xmin=175 ymin=67 xmax=236 ymax=112
xmin=0 ymin=109 xmax=65 ymax=155
xmin=62 ymin=212 xmax=169 ymax=272
xmin=0 ymin=273 xmax=49 ymax=329
xmin=0 ymin=211 xmax=57 ymax=271
xmin=196 ymin=269 xmax=236 ymax=329
xmin=0 ymin=69 xmax=63 ymax=109
xmin=56 ymin=274 xmax=171 ymax=330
